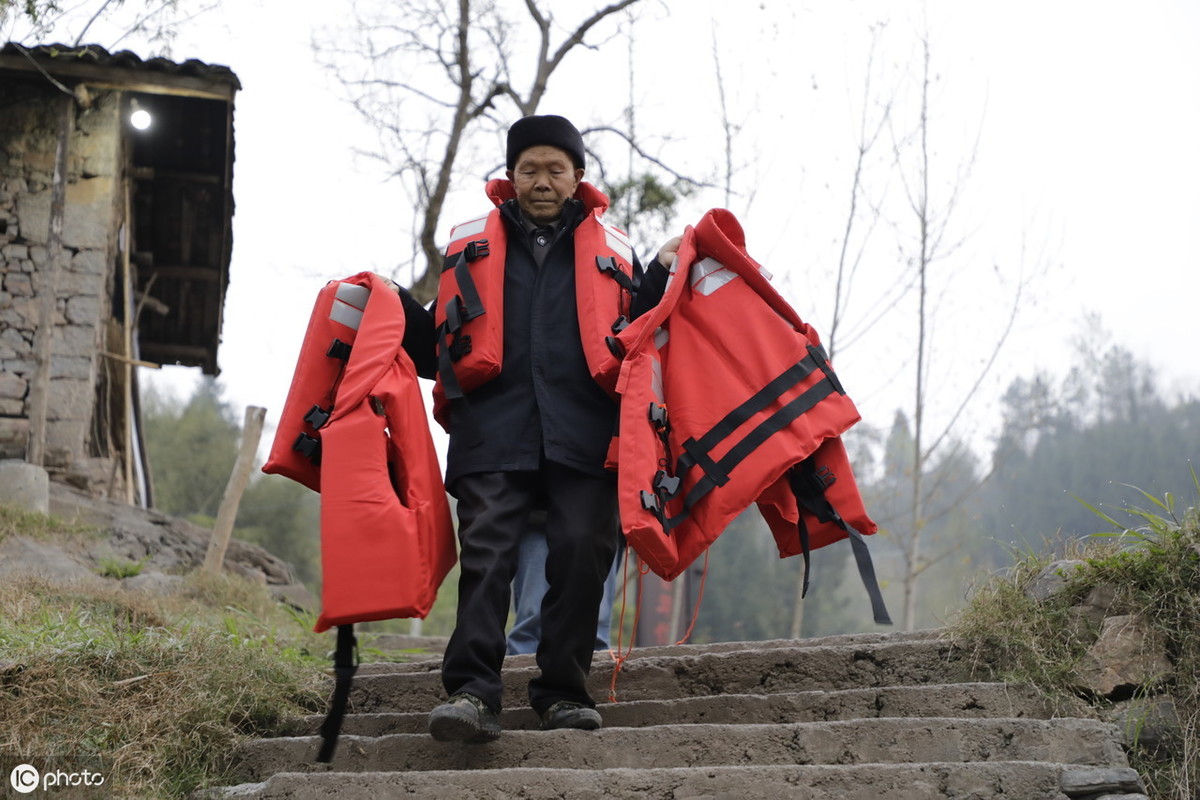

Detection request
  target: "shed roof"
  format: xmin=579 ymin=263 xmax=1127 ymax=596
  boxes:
xmin=0 ymin=42 xmax=240 ymax=100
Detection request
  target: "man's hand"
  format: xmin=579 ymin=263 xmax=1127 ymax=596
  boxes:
xmin=656 ymin=235 xmax=683 ymax=268
xmin=374 ymin=272 xmax=403 ymax=295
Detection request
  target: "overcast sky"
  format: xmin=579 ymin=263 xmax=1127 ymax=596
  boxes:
xmin=59 ymin=0 xmax=1200 ymax=465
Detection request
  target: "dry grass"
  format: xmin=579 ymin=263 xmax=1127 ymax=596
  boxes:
xmin=0 ymin=506 xmax=329 ymax=799
xmin=0 ymin=503 xmax=99 ymax=544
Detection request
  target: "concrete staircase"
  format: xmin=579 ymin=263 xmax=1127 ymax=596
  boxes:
xmin=204 ymin=630 xmax=1148 ymax=799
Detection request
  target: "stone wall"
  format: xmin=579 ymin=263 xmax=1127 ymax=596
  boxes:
xmin=0 ymin=77 xmax=122 ymax=476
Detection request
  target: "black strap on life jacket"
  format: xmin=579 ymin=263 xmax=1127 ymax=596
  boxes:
xmin=596 ymin=255 xmax=634 ymax=359
xmin=640 ymin=403 xmax=683 ymax=523
xmin=316 ymin=623 xmax=359 ymax=763
xmin=435 ymin=241 xmax=491 ymax=445
xmin=661 ymin=344 xmax=843 ymax=531
xmin=290 ymin=336 xmax=359 ymax=466
xmin=787 ymin=459 xmax=892 ymax=626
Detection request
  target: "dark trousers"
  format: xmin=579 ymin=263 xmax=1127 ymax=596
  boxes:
xmin=442 ymin=466 xmax=620 ymax=716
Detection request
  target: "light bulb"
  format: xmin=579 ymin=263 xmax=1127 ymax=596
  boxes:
xmin=129 ymin=100 xmax=152 ymax=131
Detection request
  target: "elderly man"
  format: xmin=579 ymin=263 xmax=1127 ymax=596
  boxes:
xmin=397 ymin=114 xmax=678 ymax=741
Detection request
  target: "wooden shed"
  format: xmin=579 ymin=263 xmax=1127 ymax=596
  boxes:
xmin=0 ymin=43 xmax=239 ymax=504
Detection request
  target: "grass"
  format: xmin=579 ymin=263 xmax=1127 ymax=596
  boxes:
xmin=0 ymin=503 xmax=100 ymax=544
xmin=950 ymin=479 xmax=1200 ymax=800
xmin=97 ymin=555 xmax=150 ymax=579
xmin=0 ymin=506 xmax=331 ymax=799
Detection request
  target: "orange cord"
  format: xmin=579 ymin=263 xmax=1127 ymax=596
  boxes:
xmin=673 ymin=547 xmax=710 ymax=645
xmin=607 ymin=547 xmax=649 ymax=702
xmin=606 ymin=547 xmax=711 ymax=699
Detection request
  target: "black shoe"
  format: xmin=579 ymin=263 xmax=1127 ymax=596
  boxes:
xmin=428 ymin=693 xmax=501 ymax=743
xmin=540 ymin=700 xmax=602 ymax=731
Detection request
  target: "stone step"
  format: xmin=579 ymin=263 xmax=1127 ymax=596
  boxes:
xmin=291 ymin=682 xmax=1083 ymax=737
xmin=351 ymin=629 xmax=948 ymax=676
xmin=232 ymin=718 xmax=1125 ymax=782
xmin=346 ymin=638 xmax=975 ymax=713
xmin=200 ymin=761 xmax=1144 ymax=800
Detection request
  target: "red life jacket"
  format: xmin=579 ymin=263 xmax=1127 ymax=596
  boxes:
xmin=612 ymin=209 xmax=890 ymax=624
xmin=431 ymin=180 xmax=635 ymax=427
xmin=262 ymin=272 xmax=457 ymax=631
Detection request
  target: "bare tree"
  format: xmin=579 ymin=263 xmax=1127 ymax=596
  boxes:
xmin=889 ymin=32 xmax=1034 ymax=630
xmin=315 ymin=0 xmax=657 ymax=304
xmin=800 ymin=21 xmax=1039 ymax=633
xmin=1 ymin=0 xmax=210 ymax=52
xmin=785 ymin=26 xmax=898 ymax=640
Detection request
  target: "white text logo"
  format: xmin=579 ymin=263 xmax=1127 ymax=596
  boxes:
xmin=10 ymin=764 xmax=39 ymax=794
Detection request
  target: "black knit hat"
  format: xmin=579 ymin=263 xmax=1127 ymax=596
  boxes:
xmin=506 ymin=114 xmax=585 ymax=170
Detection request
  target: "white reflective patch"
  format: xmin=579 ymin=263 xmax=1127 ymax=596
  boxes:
xmin=335 ymin=282 xmax=369 ymax=311
xmin=691 ymin=257 xmax=738 ymax=296
xmin=650 ymin=355 xmax=664 ymax=404
xmin=654 ymin=326 xmax=670 ymax=351
xmin=447 ymin=216 xmax=488 ymax=248
xmin=604 ymin=228 xmax=633 ymax=265
xmin=662 ymin=259 xmax=679 ymax=293
xmin=329 ymin=299 xmax=364 ymax=331
xmin=600 ymin=218 xmax=631 ymax=247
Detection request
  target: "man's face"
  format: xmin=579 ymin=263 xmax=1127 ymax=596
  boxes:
xmin=507 ymin=145 xmax=583 ymax=225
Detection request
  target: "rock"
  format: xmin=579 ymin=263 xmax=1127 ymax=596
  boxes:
xmin=0 ymin=417 xmax=29 ymax=458
xmin=0 ymin=535 xmax=103 ymax=587
xmin=62 ymin=456 xmax=114 ymax=495
xmin=269 ymin=582 xmax=319 ymax=613
xmin=64 ymin=293 xmax=100 ymax=324
xmin=1066 ymin=583 xmax=1120 ymax=639
xmin=122 ymin=570 xmax=184 ymax=596
xmin=1024 ymin=559 xmax=1086 ymax=602
xmin=47 ymin=481 xmax=315 ymax=605
xmin=0 ymin=460 xmax=49 ymax=513
xmin=0 ymin=370 xmax=27 ymax=401
xmin=1059 ymin=766 xmax=1145 ymax=794
xmin=1111 ymin=697 xmax=1180 ymax=753
xmin=1077 ymin=615 xmax=1172 ymax=699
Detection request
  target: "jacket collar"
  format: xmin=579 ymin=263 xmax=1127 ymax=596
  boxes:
xmin=485 ymin=178 xmax=611 ymax=216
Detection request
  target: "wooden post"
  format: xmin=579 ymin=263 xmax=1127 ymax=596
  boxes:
xmin=26 ymin=93 xmax=75 ymax=467
xmin=122 ymin=179 xmax=135 ymax=503
xmin=202 ymin=406 xmax=267 ymax=575
xmin=669 ymin=573 xmax=686 ymax=643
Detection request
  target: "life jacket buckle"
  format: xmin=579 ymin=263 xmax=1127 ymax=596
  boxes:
xmin=327 ymin=338 xmax=352 ymax=361
xmin=448 ymin=334 xmax=473 ymax=362
xmin=292 ymin=433 xmax=322 ymax=464
xmin=639 ymin=490 xmax=660 ymax=512
xmin=605 ymin=335 xmax=626 ymax=359
xmin=810 ymin=464 xmax=836 ymax=492
xmin=648 ymin=403 xmax=669 ymax=431
xmin=596 ymin=255 xmax=619 ymax=274
xmin=464 ymin=239 xmax=490 ymax=262
xmin=653 ymin=469 xmax=681 ymax=499
xmin=611 ymin=315 xmax=629 ymax=335
xmin=303 ymin=404 xmax=331 ymax=430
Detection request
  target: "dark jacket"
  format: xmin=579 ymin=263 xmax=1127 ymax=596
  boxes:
xmin=400 ymin=196 xmax=669 ymax=490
